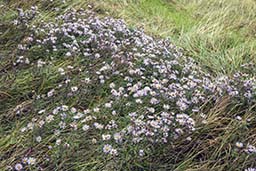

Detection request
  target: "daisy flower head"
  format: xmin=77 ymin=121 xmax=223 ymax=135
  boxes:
xmin=103 ymin=144 xmax=112 ymax=154
xmin=36 ymin=136 xmax=42 ymax=142
xmin=14 ymin=163 xmax=23 ymax=171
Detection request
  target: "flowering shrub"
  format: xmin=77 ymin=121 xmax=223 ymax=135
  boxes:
xmin=8 ymin=6 xmax=256 ymax=170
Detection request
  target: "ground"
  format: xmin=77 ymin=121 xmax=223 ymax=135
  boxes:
xmin=1 ymin=0 xmax=256 ymax=171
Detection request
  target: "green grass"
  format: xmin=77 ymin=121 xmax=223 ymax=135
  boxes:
xmin=1 ymin=0 xmax=256 ymax=170
xmin=90 ymin=0 xmax=256 ymax=75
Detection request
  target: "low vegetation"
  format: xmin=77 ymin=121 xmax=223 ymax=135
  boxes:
xmin=1 ymin=0 xmax=256 ymax=170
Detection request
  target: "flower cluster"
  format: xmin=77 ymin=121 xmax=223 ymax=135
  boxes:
xmin=13 ymin=157 xmax=36 ymax=171
xmin=13 ymin=6 xmax=38 ymax=26
xmin=12 ymin=7 xmax=256 ymax=169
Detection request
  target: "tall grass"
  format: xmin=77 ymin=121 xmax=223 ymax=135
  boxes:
xmin=91 ymin=0 xmax=256 ymax=75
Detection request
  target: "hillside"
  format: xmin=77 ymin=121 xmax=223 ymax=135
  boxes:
xmin=1 ymin=0 xmax=256 ymax=171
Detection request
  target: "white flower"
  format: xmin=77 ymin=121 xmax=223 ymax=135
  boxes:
xmin=110 ymin=148 xmax=118 ymax=156
xmin=65 ymin=52 xmax=72 ymax=56
xmin=37 ymin=59 xmax=46 ymax=67
xmin=52 ymin=108 xmax=59 ymax=114
xmin=62 ymin=105 xmax=69 ymax=111
xmin=104 ymin=102 xmax=112 ymax=108
xmin=150 ymin=120 xmax=160 ymax=129
xmin=150 ymin=97 xmax=159 ymax=104
xmin=200 ymin=113 xmax=206 ymax=118
xmin=111 ymin=89 xmax=120 ymax=96
xmin=102 ymin=134 xmax=111 ymax=141
xmin=245 ymin=167 xmax=256 ymax=171
xmin=112 ymin=110 xmax=117 ymax=115
xmin=20 ymin=127 xmax=27 ymax=132
xmin=27 ymin=157 xmax=36 ymax=165
xmin=71 ymin=107 xmax=77 ymax=113
xmin=56 ymin=139 xmax=62 ymax=145
xmin=38 ymin=120 xmax=45 ymax=127
xmin=71 ymin=86 xmax=78 ymax=92
xmin=175 ymin=128 xmax=184 ymax=135
xmin=135 ymin=99 xmax=143 ymax=104
xmin=129 ymin=112 xmax=137 ymax=117
xmin=82 ymin=115 xmax=93 ymax=123
xmin=236 ymin=142 xmax=243 ymax=148
xmin=64 ymin=143 xmax=70 ymax=148
xmin=176 ymin=99 xmax=189 ymax=111
xmin=47 ymin=89 xmax=55 ymax=97
xmin=93 ymin=107 xmax=100 ymax=113
xmin=245 ymin=145 xmax=256 ymax=153
xmin=147 ymin=107 xmax=155 ymax=113
xmin=67 ymin=65 xmax=74 ymax=69
xmin=38 ymin=109 xmax=45 ymax=114
xmin=245 ymin=168 xmax=256 ymax=171
xmin=186 ymin=137 xmax=192 ymax=141
xmin=150 ymin=91 xmax=157 ymax=96
xmin=22 ymin=157 xmax=28 ymax=164
xmin=139 ymin=149 xmax=144 ymax=156
xmin=45 ymin=115 xmax=54 ymax=123
xmin=113 ymin=133 xmax=122 ymax=143
xmin=83 ymin=109 xmax=91 ymax=114
xmin=14 ymin=163 xmax=23 ymax=171
xmin=236 ymin=116 xmax=242 ymax=121
xmin=58 ymin=67 xmax=64 ymax=73
xmin=92 ymin=138 xmax=97 ymax=144
xmin=94 ymin=122 xmax=104 ymax=130
xmin=70 ymin=122 xmax=78 ymax=130
xmin=100 ymin=79 xmax=105 ymax=84
xmin=27 ymin=122 xmax=34 ymax=130
xmin=95 ymin=53 xmax=100 ymax=58
xmin=103 ymin=144 xmax=112 ymax=153
xmin=109 ymin=83 xmax=115 ymax=89
xmin=73 ymin=113 xmax=83 ymax=119
xmin=82 ymin=124 xmax=90 ymax=131
xmin=54 ymin=130 xmax=60 ymax=136
xmin=36 ymin=136 xmax=42 ymax=142
xmin=163 ymin=104 xmax=170 ymax=110
xmin=59 ymin=121 xmax=66 ymax=129
xmin=65 ymin=79 xmax=70 ymax=84
xmin=32 ymin=118 xmax=37 ymax=122
xmin=202 ymin=120 xmax=208 ymax=124
xmin=84 ymin=77 xmax=91 ymax=83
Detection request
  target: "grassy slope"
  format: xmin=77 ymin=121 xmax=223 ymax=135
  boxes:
xmin=92 ymin=0 xmax=256 ymax=75
xmin=1 ymin=0 xmax=256 ymax=170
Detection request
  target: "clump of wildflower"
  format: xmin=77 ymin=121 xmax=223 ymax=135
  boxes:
xmin=14 ymin=6 xmax=38 ymax=26
xmin=15 ymin=7 xmax=256 ymax=166
xmin=103 ymin=144 xmax=118 ymax=156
